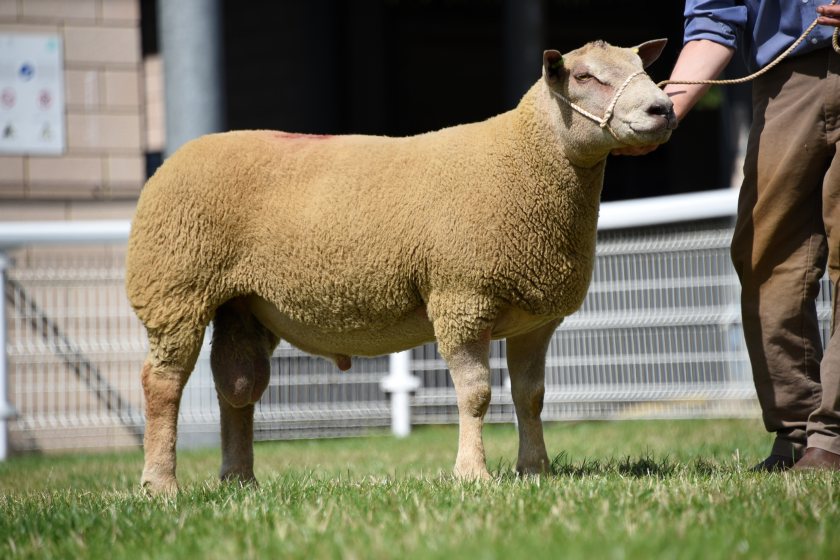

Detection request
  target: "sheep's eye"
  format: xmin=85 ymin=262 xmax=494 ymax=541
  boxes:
xmin=574 ymin=73 xmax=593 ymax=82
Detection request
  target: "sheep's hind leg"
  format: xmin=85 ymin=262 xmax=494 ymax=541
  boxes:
xmin=506 ymin=319 xmax=561 ymax=475
xmin=437 ymin=327 xmax=493 ymax=481
xmin=211 ymin=299 xmax=279 ymax=485
xmin=141 ymin=325 xmax=205 ymax=495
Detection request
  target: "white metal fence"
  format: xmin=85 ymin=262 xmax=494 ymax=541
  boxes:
xmin=4 ymin=189 xmax=823 ymax=455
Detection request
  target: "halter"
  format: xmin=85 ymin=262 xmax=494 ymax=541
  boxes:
xmin=549 ymin=70 xmax=646 ymax=141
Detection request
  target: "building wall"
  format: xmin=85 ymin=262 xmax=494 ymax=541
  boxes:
xmin=0 ymin=0 xmax=146 ymax=221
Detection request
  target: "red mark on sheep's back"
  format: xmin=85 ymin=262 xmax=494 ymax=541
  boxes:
xmin=272 ymin=131 xmax=334 ymax=141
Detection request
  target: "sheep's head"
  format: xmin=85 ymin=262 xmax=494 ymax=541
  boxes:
xmin=542 ymin=39 xmax=676 ymax=162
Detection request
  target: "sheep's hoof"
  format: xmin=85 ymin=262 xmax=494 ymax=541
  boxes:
xmin=140 ymin=474 xmax=179 ymax=497
xmin=454 ymin=464 xmax=492 ymax=482
xmin=220 ymin=469 xmax=258 ymax=487
xmin=516 ymin=457 xmax=550 ymax=476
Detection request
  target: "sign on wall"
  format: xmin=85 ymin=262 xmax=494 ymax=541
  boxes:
xmin=0 ymin=33 xmax=65 ymax=155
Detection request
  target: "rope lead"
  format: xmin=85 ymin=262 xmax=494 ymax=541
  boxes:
xmin=660 ymin=0 xmax=840 ymax=88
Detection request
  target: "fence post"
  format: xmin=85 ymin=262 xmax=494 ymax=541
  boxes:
xmin=0 ymin=252 xmax=17 ymax=461
xmin=381 ymin=350 xmax=421 ymax=437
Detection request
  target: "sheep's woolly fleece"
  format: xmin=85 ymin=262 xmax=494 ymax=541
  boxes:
xmin=126 ymin=81 xmax=607 ymax=364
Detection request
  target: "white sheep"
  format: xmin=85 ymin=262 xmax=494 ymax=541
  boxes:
xmin=126 ymin=38 xmax=675 ymax=494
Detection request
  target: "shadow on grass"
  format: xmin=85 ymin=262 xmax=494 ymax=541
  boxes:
xmin=492 ymin=452 xmax=730 ymax=480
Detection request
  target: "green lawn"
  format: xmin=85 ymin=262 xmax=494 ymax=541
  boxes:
xmin=1 ymin=419 xmax=838 ymax=559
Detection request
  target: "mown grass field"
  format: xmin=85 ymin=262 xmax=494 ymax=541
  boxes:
xmin=1 ymin=419 xmax=838 ymax=559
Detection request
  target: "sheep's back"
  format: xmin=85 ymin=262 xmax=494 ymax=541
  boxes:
xmin=126 ymin=127 xmax=499 ymax=333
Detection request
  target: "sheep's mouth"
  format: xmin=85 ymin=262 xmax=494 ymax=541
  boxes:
xmin=621 ymin=121 xmax=673 ymax=147
xmin=626 ymin=104 xmax=678 ymax=135
xmin=628 ymin=117 xmax=677 ymax=135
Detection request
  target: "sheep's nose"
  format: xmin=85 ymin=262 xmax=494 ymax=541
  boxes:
xmin=647 ymin=101 xmax=678 ymax=130
xmin=646 ymin=101 xmax=671 ymax=117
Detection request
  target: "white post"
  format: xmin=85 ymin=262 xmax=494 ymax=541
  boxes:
xmin=0 ymin=252 xmax=16 ymax=461
xmin=503 ymin=373 xmax=518 ymax=428
xmin=382 ymin=350 xmax=421 ymax=437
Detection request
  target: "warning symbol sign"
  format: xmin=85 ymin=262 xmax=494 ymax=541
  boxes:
xmin=0 ymin=33 xmax=65 ymax=155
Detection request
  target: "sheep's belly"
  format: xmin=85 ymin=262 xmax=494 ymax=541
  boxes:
xmin=248 ymin=295 xmax=562 ymax=361
xmin=491 ymin=306 xmax=562 ymax=339
xmin=247 ymin=295 xmax=436 ymax=358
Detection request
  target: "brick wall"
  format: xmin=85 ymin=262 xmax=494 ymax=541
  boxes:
xmin=0 ymin=0 xmax=146 ymax=220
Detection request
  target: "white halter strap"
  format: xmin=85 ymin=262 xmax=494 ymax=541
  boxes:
xmin=550 ymin=70 xmax=646 ymax=141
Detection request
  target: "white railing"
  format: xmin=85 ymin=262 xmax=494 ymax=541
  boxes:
xmin=1 ymin=189 xmax=778 ymax=457
xmin=597 ymin=188 xmax=739 ymax=230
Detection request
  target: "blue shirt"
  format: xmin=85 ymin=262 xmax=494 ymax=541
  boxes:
xmin=684 ymin=0 xmax=835 ymax=71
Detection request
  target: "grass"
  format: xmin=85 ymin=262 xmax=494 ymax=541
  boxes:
xmin=1 ymin=419 xmax=839 ymax=559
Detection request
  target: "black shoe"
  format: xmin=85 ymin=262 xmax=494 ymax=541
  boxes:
xmin=751 ymin=454 xmax=795 ymax=472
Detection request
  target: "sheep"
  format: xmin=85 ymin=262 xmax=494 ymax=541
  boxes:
xmin=126 ymin=38 xmax=676 ymax=494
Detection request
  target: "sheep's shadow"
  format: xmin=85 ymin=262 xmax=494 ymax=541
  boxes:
xmin=493 ymin=452 xmax=730 ymax=480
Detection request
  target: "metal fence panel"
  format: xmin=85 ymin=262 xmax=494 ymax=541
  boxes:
xmin=5 ymin=212 xmax=829 ymax=452
xmin=5 ymin=245 xmax=393 ymax=452
xmin=410 ymin=219 xmax=769 ymax=424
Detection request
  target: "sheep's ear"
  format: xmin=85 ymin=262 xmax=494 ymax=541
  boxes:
xmin=632 ymin=38 xmax=668 ymax=68
xmin=543 ymin=50 xmax=564 ymax=83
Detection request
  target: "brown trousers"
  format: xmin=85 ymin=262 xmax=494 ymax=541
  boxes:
xmin=732 ymin=47 xmax=840 ymax=459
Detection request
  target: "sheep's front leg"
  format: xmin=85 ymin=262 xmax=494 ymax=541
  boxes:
xmin=440 ymin=329 xmax=493 ymax=481
xmin=506 ymin=319 xmax=561 ymax=475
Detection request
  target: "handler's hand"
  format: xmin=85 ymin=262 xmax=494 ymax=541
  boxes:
xmin=611 ymin=144 xmax=660 ymax=156
xmin=817 ymin=4 xmax=840 ymax=27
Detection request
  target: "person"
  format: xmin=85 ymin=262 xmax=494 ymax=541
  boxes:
xmin=615 ymin=1 xmax=840 ymax=471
